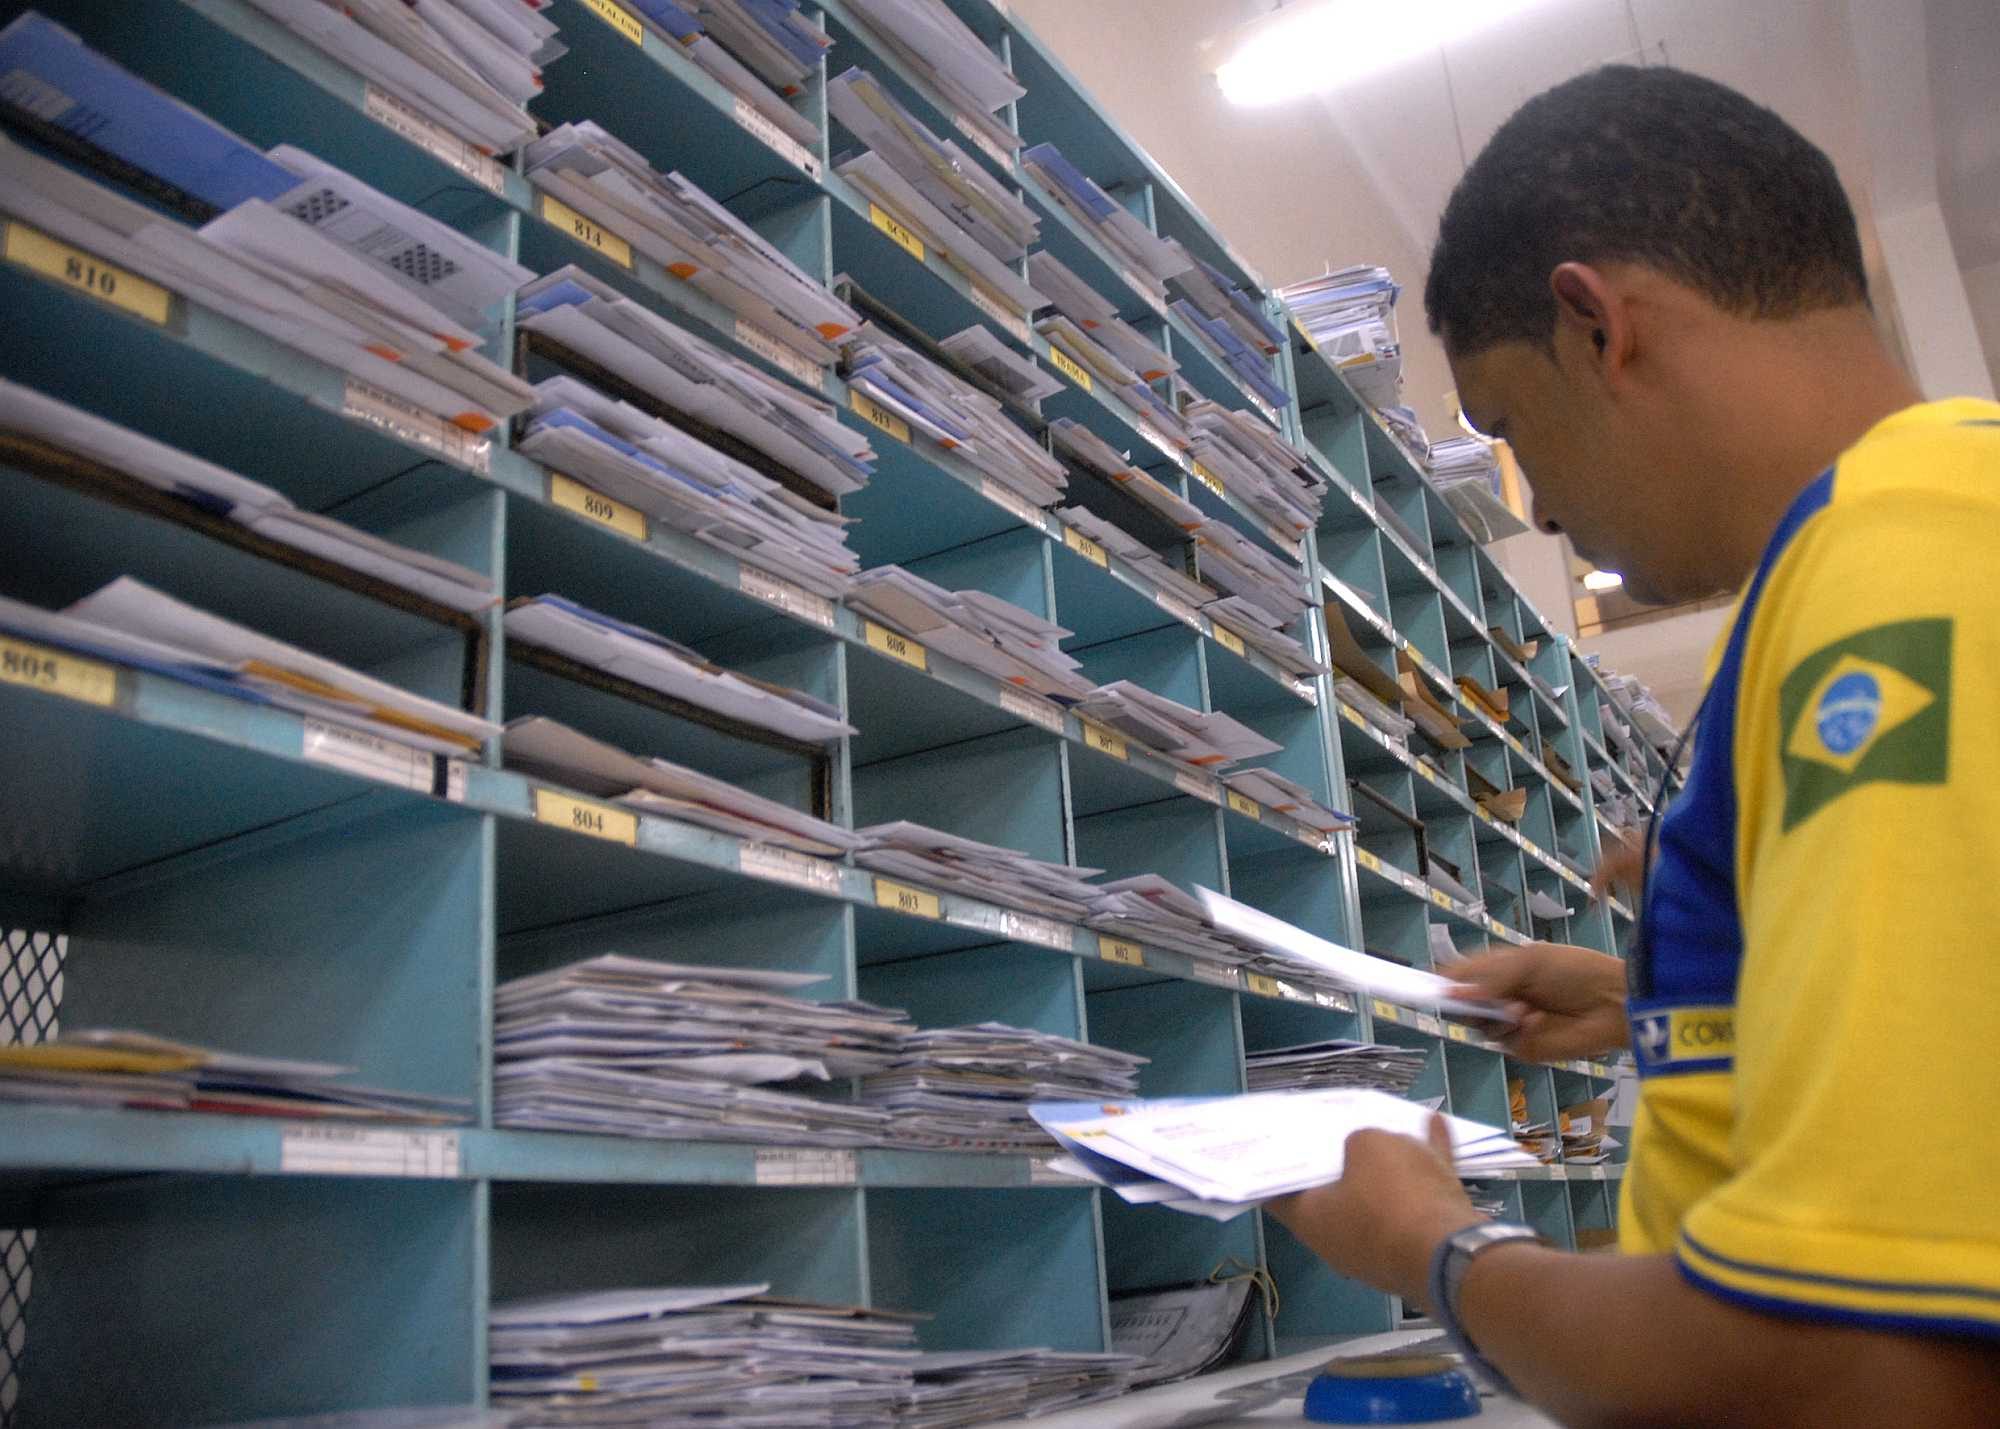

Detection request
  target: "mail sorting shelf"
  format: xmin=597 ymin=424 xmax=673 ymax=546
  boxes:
xmin=0 ymin=0 xmax=1644 ymax=1420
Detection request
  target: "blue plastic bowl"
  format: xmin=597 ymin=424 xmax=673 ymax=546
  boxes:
xmin=1301 ymin=1366 xmax=1482 ymax=1423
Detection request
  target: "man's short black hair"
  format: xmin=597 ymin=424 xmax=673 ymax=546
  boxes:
xmin=1423 ymin=65 xmax=1868 ymax=356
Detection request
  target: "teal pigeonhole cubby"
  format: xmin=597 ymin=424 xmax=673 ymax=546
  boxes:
xmin=0 ymin=0 xmax=1665 ymax=1417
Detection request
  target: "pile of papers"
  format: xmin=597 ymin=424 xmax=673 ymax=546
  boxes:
xmin=0 ymin=577 xmax=497 ymax=754
xmin=619 ymin=1 xmax=823 ymax=160
xmin=503 ymin=716 xmax=865 ymax=855
xmin=1428 ymin=436 xmax=1528 ymax=544
xmin=1601 ymin=669 xmax=1678 ymax=747
xmin=1020 ymin=143 xmax=1192 ymax=303
xmin=230 ymin=0 xmax=559 ymax=156
xmin=842 ymin=323 xmax=1070 ymax=507
xmin=1559 ymin=1096 xmax=1618 ymax=1165
xmin=1279 ymin=264 xmax=1403 ymax=409
xmin=1167 ymin=249 xmax=1289 ymax=413
xmin=1507 ymin=1077 xmax=1557 ymax=1163
xmin=836 ymin=0 xmax=1024 ymax=162
xmin=937 ymin=325 xmax=1063 ymax=406
xmin=1194 ymin=516 xmax=1315 ymax=629
xmin=1379 ymin=403 xmax=1428 ymax=456
xmin=0 ymin=101 xmax=533 ymax=436
xmin=855 ymin=822 xmax=1102 ymax=921
xmin=1034 ymin=311 xmax=1191 ymax=452
xmin=1073 ymin=681 xmax=1279 ymax=771
xmin=523 ymin=122 xmax=860 ymax=367
xmin=846 ymin=567 xmax=1092 ymax=701
xmin=905 ymin=1349 xmax=1143 ymax=1426
xmin=828 ymin=68 xmax=1042 ymax=323
xmin=504 ymin=596 xmax=854 ymax=744
xmin=517 ymin=265 xmax=874 ymax=501
xmin=0 ymin=382 xmax=495 ymax=613
xmin=1245 ymin=1040 xmax=1428 ymax=1097
xmin=493 ymin=955 xmax=908 ymax=1146
xmin=1029 ymin=251 xmax=1176 ymax=381
xmin=1333 ymin=678 xmax=1416 ymax=743
xmin=1049 ymin=504 xmax=1213 ymax=618
xmin=1033 ymin=1088 xmax=1538 ymax=1219
xmin=1186 ymin=401 xmax=1329 ymax=539
xmin=1083 ymin=875 xmax=1266 ymax=981
xmin=1050 ymin=419 xmax=1210 ymax=540
xmin=1220 ymin=767 xmax=1354 ymax=834
xmin=1110 ymin=1280 xmax=1258 ymax=1389
xmin=861 ymin=1023 xmax=1147 ymax=1153
xmin=0 ymin=1030 xmax=468 ymax=1123
xmin=517 ymin=375 xmax=859 ymax=597
xmin=490 ymin=1284 xmax=920 ymax=1424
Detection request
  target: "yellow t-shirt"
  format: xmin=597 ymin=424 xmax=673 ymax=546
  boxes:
xmin=1620 ymin=398 xmax=2000 ymax=1334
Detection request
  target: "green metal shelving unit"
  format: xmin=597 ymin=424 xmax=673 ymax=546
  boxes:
xmin=0 ymin=0 xmax=1675 ymax=1419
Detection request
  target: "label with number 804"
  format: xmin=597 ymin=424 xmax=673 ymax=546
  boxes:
xmin=0 ymin=636 xmax=118 ymax=707
xmin=533 ymin=788 xmax=637 ymax=846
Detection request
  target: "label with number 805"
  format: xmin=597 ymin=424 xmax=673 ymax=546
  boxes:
xmin=0 ymin=636 xmax=118 ymax=707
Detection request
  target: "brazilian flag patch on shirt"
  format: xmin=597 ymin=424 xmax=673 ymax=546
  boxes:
xmin=1778 ymin=618 xmax=1951 ymax=829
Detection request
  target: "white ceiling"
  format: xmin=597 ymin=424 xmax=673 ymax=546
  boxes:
xmin=1006 ymin=0 xmax=1999 ymax=429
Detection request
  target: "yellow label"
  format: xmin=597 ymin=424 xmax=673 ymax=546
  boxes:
xmin=1046 ymin=345 xmax=1092 ymax=392
xmin=1225 ymin=789 xmax=1261 ymax=820
xmin=1190 ymin=461 xmax=1223 ymax=498
xmin=1339 ymin=703 xmax=1366 ymax=729
xmin=1080 ymin=720 xmax=1128 ymax=760
xmin=578 ymin=0 xmax=644 ymax=44
xmin=1062 ymin=525 xmax=1108 ymax=568
xmin=534 ymin=788 xmax=637 ymax=846
xmin=875 ymin=878 xmax=941 ymax=919
xmin=1638 ymin=1005 xmax=1737 ymax=1063
xmin=1446 ymin=1024 xmax=1470 ymax=1043
xmin=1247 ymin=973 xmax=1280 ymax=997
xmin=1371 ymin=998 xmax=1398 ymax=1022
xmin=863 ymin=621 xmax=927 ymax=670
xmin=1428 ymin=888 xmax=1453 ymax=909
xmin=549 ymin=472 xmax=647 ymax=541
xmin=868 ymin=204 xmax=926 ymax=262
xmin=1211 ymin=624 xmax=1246 ymax=658
xmin=1100 ymin=937 xmax=1144 ymax=967
xmin=539 ymin=195 xmax=633 ymax=268
xmin=1355 ymin=848 xmax=1382 ymax=872
xmin=4 ymin=221 xmax=171 ymax=325
xmin=577 ymin=1374 xmax=600 ymax=1392
xmin=0 ymin=636 xmax=117 ymax=707
xmin=848 ymin=388 xmax=911 ymax=443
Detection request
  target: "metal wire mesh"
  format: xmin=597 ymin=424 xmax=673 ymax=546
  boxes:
xmin=0 ymin=928 xmax=66 ymax=1428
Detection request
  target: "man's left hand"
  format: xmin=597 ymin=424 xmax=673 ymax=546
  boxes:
xmin=1265 ymin=1115 xmax=1488 ymax=1306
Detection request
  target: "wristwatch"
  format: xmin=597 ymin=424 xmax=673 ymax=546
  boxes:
xmin=1427 ymin=1221 xmax=1545 ymax=1397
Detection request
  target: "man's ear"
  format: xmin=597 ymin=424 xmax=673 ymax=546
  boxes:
xmin=1549 ymin=262 xmax=1630 ymax=382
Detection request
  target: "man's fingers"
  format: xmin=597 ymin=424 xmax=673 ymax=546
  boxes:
xmin=1445 ymin=946 xmax=1532 ymax=1002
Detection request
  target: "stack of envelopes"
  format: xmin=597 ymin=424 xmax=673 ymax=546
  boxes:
xmin=523 ymin=122 xmax=861 ymax=367
xmin=517 ymin=265 xmax=875 ymax=502
xmin=854 ymin=822 xmax=1102 ymax=921
xmin=493 ymin=955 xmax=908 ymax=1146
xmin=225 ymin=0 xmax=561 ymax=154
xmin=861 ymin=1023 xmax=1147 ymax=1152
xmin=1244 ymin=1040 xmax=1429 ymax=1096
xmin=835 ymin=0 xmax=1024 ymax=161
xmin=0 ymin=383 xmax=496 ymax=614
xmin=518 ymin=375 xmax=859 ymax=597
xmin=0 ymin=578 xmax=497 ymax=756
xmin=0 ymin=55 xmax=532 ymax=435
xmin=841 ymin=324 xmax=1070 ymax=508
xmin=617 ymin=0 xmax=825 ymax=159
xmin=490 ymin=1283 xmax=920 ymax=1427
xmin=1185 ymin=401 xmax=1329 ymax=539
xmin=903 ymin=1349 xmax=1145 ymax=1427
xmin=503 ymin=717 xmax=865 ymax=856
xmin=1072 ymin=681 xmax=1279 ymax=771
xmin=1032 ymin=1088 xmax=1538 ymax=1220
xmin=828 ymin=68 xmax=1043 ymax=325
xmin=505 ymin=596 xmax=854 ymax=745
xmin=846 ymin=567 xmax=1093 ymax=701
xmin=0 ymin=1030 xmax=469 ymax=1124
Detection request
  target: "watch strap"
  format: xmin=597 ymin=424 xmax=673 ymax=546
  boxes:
xmin=1426 ymin=1221 xmax=1544 ymax=1398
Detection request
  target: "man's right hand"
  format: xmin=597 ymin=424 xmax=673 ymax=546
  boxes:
xmin=1448 ymin=942 xmax=1630 ymax=1061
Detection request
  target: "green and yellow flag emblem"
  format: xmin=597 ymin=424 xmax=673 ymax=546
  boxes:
xmin=1778 ymin=618 xmax=1951 ymax=830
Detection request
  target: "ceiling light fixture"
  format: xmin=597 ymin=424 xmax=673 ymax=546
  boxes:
xmin=1213 ymin=0 xmax=1549 ymax=106
xmin=1581 ymin=570 xmax=1625 ymax=593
